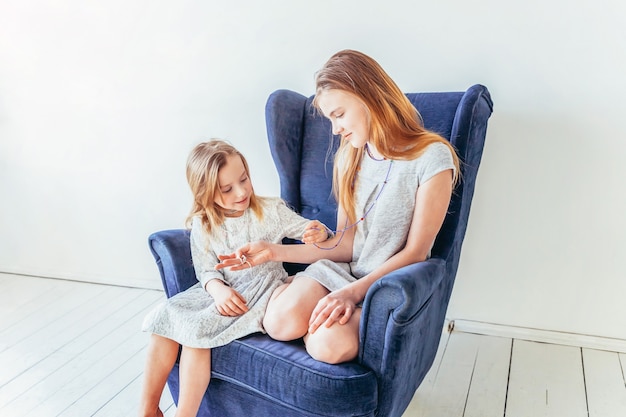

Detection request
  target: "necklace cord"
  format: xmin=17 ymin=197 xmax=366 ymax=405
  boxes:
xmin=313 ymin=160 xmax=393 ymax=251
xmin=365 ymin=143 xmax=386 ymax=161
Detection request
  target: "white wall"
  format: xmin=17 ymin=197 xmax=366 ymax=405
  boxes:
xmin=1 ymin=1 xmax=625 ymax=340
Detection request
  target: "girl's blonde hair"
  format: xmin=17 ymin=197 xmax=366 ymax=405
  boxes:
xmin=185 ymin=139 xmax=263 ymax=234
xmin=313 ymin=49 xmax=460 ymax=223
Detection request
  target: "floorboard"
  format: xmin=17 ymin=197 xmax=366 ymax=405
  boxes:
xmin=0 ymin=275 xmax=59 ymax=320
xmin=0 ymin=284 xmax=112 ymax=386
xmin=0 ymin=291 xmax=160 ymax=400
xmin=414 ymin=331 xmax=476 ymax=416
xmin=505 ymin=340 xmax=587 ymax=417
xmin=463 ymin=335 xmax=510 ymax=417
xmin=403 ymin=327 xmax=449 ymax=416
xmin=0 ymin=274 xmax=164 ymax=417
xmin=405 ymin=332 xmax=511 ymax=417
xmin=583 ymin=348 xmax=626 ymax=417
xmin=57 ymin=347 xmax=147 ymax=417
xmin=0 ymin=278 xmax=100 ymax=347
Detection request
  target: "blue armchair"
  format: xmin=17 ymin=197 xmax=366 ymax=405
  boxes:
xmin=148 ymin=84 xmax=493 ymax=417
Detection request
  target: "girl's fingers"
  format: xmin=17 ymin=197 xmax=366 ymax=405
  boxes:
xmin=232 ymin=297 xmax=248 ymax=313
xmin=309 ymin=303 xmax=334 ymax=333
xmin=215 ymin=258 xmax=246 ymax=271
xmin=337 ymin=305 xmax=352 ymax=325
xmin=309 ymin=298 xmax=353 ymax=332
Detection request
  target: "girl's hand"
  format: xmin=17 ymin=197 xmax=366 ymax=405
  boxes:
xmin=302 ymin=220 xmax=331 ymax=244
xmin=206 ymin=280 xmax=249 ymax=316
xmin=308 ymin=287 xmax=357 ymax=334
xmin=215 ymin=241 xmax=274 ymax=271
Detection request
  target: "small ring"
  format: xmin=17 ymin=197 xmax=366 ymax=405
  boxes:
xmin=239 ymin=255 xmax=247 ymax=265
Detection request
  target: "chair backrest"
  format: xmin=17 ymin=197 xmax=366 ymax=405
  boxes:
xmin=266 ymin=85 xmax=493 ymax=281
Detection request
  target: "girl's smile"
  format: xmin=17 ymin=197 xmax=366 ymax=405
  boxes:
xmin=215 ymin=154 xmax=253 ymax=215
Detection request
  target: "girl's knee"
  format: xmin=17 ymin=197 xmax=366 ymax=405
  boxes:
xmin=263 ymin=305 xmax=307 ymax=341
xmin=264 ymin=288 xmax=313 ymax=340
xmin=263 ymin=308 xmax=284 ymax=339
xmin=305 ymin=327 xmax=358 ymax=364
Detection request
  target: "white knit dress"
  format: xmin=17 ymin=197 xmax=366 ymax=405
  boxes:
xmin=142 ymin=197 xmax=317 ymax=348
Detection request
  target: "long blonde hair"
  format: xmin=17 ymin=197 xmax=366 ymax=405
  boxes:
xmin=185 ymin=139 xmax=263 ymax=234
xmin=313 ymin=49 xmax=460 ymax=223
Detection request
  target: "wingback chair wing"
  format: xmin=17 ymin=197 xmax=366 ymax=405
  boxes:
xmin=148 ymin=84 xmax=493 ymax=417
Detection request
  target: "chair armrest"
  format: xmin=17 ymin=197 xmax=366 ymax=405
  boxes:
xmin=359 ymin=257 xmax=447 ymax=416
xmin=148 ymin=229 xmax=197 ymax=298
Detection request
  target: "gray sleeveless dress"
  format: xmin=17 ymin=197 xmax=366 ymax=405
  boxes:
xmin=295 ymin=142 xmax=456 ymax=289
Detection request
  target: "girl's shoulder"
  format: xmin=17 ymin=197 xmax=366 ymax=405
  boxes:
xmin=404 ymin=142 xmax=453 ymax=166
xmin=250 ymin=196 xmax=285 ymax=223
xmin=415 ymin=142 xmax=456 ymax=182
xmin=421 ymin=141 xmax=452 ymax=159
xmin=388 ymin=142 xmax=454 ymax=183
xmin=256 ymin=196 xmax=302 ymax=224
xmin=256 ymin=196 xmax=287 ymax=211
xmin=189 ymin=215 xmax=203 ymax=231
xmin=189 ymin=215 xmax=211 ymax=245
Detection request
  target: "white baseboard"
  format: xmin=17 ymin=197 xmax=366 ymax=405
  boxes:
xmin=449 ymin=319 xmax=626 ymax=354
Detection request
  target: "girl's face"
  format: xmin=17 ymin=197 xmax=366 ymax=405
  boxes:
xmin=317 ymin=89 xmax=370 ymax=149
xmin=214 ymin=154 xmax=252 ymax=215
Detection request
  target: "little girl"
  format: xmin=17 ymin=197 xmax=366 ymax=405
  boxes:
xmin=139 ymin=139 xmax=330 ymax=417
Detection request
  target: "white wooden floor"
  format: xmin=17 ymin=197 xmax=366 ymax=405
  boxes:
xmin=1 ymin=273 xmax=625 ymax=417
xmin=0 ymin=273 xmax=175 ymax=417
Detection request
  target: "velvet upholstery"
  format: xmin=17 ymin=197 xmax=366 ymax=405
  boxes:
xmin=148 ymin=84 xmax=493 ymax=417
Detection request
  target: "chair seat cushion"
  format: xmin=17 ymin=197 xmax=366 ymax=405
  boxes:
xmin=211 ymin=333 xmax=378 ymax=415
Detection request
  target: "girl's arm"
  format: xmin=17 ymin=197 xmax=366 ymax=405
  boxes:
xmin=216 ymin=206 xmax=354 ymax=270
xmin=272 ymin=199 xmax=331 ymax=244
xmin=191 ymin=218 xmax=250 ymax=316
xmin=190 ymin=220 xmax=227 ymax=289
xmin=308 ymin=169 xmax=453 ymax=332
xmin=205 ymin=279 xmax=249 ymax=316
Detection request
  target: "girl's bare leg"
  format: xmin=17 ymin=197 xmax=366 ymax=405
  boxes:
xmin=175 ymin=346 xmax=212 ymax=417
xmin=304 ymin=308 xmax=361 ymax=364
xmin=263 ymin=277 xmax=329 ymax=340
xmin=139 ymin=335 xmax=179 ymax=417
xmin=265 ymin=277 xmax=360 ymax=364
